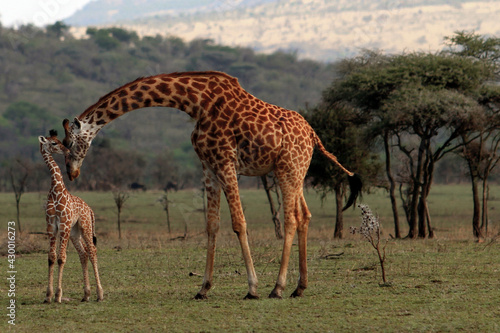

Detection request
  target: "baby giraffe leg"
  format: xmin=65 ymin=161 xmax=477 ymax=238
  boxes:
xmin=44 ymin=234 xmax=57 ymax=303
xmin=82 ymin=226 xmax=103 ymax=301
xmin=70 ymin=225 xmax=91 ymax=302
xmin=55 ymin=230 xmax=71 ymax=303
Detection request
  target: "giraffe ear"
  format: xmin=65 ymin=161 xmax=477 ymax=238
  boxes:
xmin=74 ymin=118 xmax=81 ymax=130
xmin=63 ymin=118 xmax=70 ymax=128
xmin=38 ymin=136 xmax=47 ymax=144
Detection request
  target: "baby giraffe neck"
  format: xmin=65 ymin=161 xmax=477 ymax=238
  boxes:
xmin=43 ymin=151 xmax=66 ymax=194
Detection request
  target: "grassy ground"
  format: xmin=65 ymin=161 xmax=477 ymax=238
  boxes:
xmin=1 ymin=185 xmax=499 ymax=332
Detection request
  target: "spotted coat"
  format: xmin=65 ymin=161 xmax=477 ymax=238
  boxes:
xmin=39 ymin=132 xmax=103 ymax=303
xmin=62 ymin=71 xmax=359 ymax=299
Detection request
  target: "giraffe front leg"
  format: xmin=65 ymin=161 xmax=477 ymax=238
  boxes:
xmin=195 ymin=168 xmax=221 ymax=300
xmin=55 ymin=230 xmax=70 ymax=303
xmin=44 ymin=235 xmax=57 ymax=304
xmin=70 ymin=226 xmax=91 ymax=302
xmin=220 ymin=168 xmax=258 ymax=299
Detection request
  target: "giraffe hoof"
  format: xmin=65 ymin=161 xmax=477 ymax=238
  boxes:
xmin=43 ymin=299 xmax=51 ymax=304
xmin=194 ymin=293 xmax=208 ymax=300
xmin=268 ymin=290 xmax=282 ymax=299
xmin=290 ymin=289 xmax=304 ymax=298
xmin=243 ymin=293 xmax=259 ymax=300
xmin=81 ymin=297 xmax=89 ymax=302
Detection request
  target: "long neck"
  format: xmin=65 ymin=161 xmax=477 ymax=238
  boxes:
xmin=42 ymin=151 xmax=66 ymax=193
xmin=78 ymin=72 xmax=243 ymax=133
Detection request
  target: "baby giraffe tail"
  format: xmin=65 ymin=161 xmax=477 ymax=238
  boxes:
xmin=313 ymin=133 xmax=362 ymax=210
xmin=91 ymin=210 xmax=97 ymax=246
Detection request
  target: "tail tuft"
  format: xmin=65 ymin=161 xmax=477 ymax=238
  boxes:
xmin=342 ymin=173 xmax=362 ymax=211
xmin=93 ymin=235 xmax=97 ymax=246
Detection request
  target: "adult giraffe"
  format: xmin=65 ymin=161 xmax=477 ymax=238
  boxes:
xmin=62 ymin=71 xmax=361 ymax=299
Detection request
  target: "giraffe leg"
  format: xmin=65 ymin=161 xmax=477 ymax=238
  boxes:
xmin=220 ymin=165 xmax=258 ymax=299
xmin=291 ymin=193 xmax=311 ymax=298
xmin=195 ymin=167 xmax=221 ymax=300
xmin=55 ymin=229 xmax=71 ymax=303
xmin=44 ymin=232 xmax=57 ymax=304
xmin=269 ymin=191 xmax=299 ymax=299
xmin=269 ymin=168 xmax=311 ymax=299
xmin=84 ymin=232 xmax=104 ymax=302
xmin=81 ymin=216 xmax=104 ymax=302
xmin=70 ymin=224 xmax=91 ymax=302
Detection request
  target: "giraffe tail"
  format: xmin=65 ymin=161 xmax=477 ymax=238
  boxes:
xmin=313 ymin=133 xmax=362 ymax=211
xmin=91 ymin=209 xmax=97 ymax=246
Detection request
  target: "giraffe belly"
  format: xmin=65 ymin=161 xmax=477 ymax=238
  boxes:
xmin=235 ymin=141 xmax=280 ymax=177
xmin=236 ymin=160 xmax=274 ymax=177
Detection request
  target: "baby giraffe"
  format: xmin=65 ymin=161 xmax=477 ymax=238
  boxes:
xmin=39 ymin=130 xmax=103 ymax=303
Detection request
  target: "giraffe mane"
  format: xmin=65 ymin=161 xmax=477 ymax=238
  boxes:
xmin=78 ymin=71 xmax=239 ymax=121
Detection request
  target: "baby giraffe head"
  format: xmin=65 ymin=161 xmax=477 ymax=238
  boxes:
xmin=39 ymin=130 xmax=70 ymax=156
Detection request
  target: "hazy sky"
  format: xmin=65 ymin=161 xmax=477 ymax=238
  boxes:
xmin=1 ymin=0 xmax=94 ymax=27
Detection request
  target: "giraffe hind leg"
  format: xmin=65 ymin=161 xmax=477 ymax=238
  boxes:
xmin=195 ymin=168 xmax=221 ymax=300
xmin=269 ymin=169 xmax=310 ymax=299
xmin=290 ymin=193 xmax=311 ymax=298
xmin=269 ymin=191 xmax=299 ymax=299
xmin=71 ymin=224 xmax=91 ymax=302
xmin=81 ymin=214 xmax=104 ymax=301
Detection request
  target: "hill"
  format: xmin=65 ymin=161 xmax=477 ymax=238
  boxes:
xmin=64 ymin=0 xmax=275 ymax=26
xmin=65 ymin=0 xmax=500 ymax=62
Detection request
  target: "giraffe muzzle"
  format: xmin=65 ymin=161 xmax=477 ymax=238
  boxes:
xmin=67 ymin=168 xmax=80 ymax=181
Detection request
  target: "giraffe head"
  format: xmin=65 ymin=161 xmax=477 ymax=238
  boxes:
xmin=39 ymin=130 xmax=70 ymax=156
xmin=62 ymin=118 xmax=95 ymax=181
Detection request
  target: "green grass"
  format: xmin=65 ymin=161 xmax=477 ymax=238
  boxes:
xmin=5 ymin=184 xmax=500 ymax=238
xmin=1 ymin=186 xmax=500 ymax=332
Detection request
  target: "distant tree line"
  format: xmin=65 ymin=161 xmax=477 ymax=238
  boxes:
xmin=0 ymin=22 xmax=335 ymax=193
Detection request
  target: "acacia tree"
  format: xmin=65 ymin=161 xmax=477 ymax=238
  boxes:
xmin=456 ymin=94 xmax=500 ymax=238
xmin=113 ymin=189 xmax=129 ymax=240
xmin=305 ymin=102 xmax=381 ymax=239
xmin=331 ymin=50 xmax=493 ymax=238
xmin=445 ymin=31 xmax=500 ymax=238
xmin=333 ymin=51 xmax=404 ymax=238
xmin=383 ymin=87 xmax=484 ymax=238
xmin=158 ymin=189 xmax=172 ymax=234
xmin=9 ymin=159 xmax=32 ymax=234
xmin=444 ymin=31 xmax=500 ymax=71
